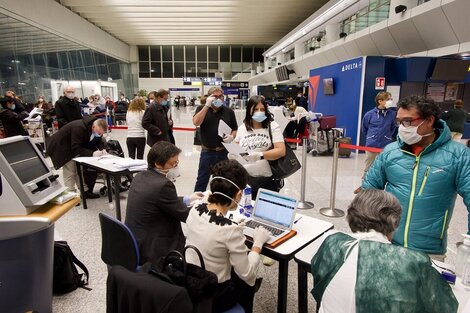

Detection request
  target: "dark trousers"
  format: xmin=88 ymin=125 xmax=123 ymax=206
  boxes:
xmin=126 ymin=137 xmax=146 ymax=159
xmin=194 ymin=150 xmax=227 ymax=192
xmin=213 ymin=270 xmax=256 ymax=313
xmin=168 ymin=129 xmax=175 ymax=145
xmin=83 ymin=167 xmax=98 ymax=192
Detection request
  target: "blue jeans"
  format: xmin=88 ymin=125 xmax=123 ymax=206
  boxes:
xmin=194 ymin=150 xmax=227 ymax=192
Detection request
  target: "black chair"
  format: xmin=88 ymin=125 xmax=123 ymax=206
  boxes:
xmin=99 ymin=213 xmax=140 ymax=271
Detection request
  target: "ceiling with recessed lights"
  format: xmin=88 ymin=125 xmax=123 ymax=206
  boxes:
xmin=56 ymin=0 xmax=329 ymax=45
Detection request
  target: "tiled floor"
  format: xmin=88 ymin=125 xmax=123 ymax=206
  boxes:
xmin=52 ymin=106 xmax=468 ymax=313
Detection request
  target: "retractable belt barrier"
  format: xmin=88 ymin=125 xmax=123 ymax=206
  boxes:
xmin=108 ymin=125 xmax=197 ymax=132
xmin=320 ymin=141 xmax=383 ymax=218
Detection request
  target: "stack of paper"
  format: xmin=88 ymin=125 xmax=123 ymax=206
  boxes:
xmin=111 ymin=158 xmax=147 ymax=171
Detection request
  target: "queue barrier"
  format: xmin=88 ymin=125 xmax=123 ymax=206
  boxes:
xmin=320 ymin=140 xmax=383 ymax=218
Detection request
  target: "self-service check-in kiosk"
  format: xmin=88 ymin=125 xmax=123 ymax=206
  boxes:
xmin=0 ymin=136 xmax=68 ymax=313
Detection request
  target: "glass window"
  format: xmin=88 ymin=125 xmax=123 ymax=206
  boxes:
xmin=150 ymin=62 xmax=161 ymax=78
xmin=139 ymin=62 xmax=150 ymax=78
xmin=209 ymin=46 xmax=218 ymax=62
xmin=231 ymin=46 xmax=241 ymax=62
xmin=59 ymin=53 xmax=70 ymax=69
xmin=138 ymin=46 xmax=149 ymax=61
xmin=242 ymin=47 xmax=253 ymax=63
xmin=174 ymin=46 xmax=184 ymax=61
xmin=197 ymin=46 xmax=207 ymax=62
xmin=150 ymin=46 xmax=161 ymax=62
xmin=174 ymin=62 xmax=184 ymax=78
xmin=162 ymin=46 xmax=172 ymax=61
xmin=220 ymin=46 xmax=230 ymax=62
xmin=185 ymin=46 xmax=195 ymax=61
xmin=162 ymin=62 xmax=173 ymax=78
xmin=186 ymin=62 xmax=196 ymax=76
xmin=81 ymin=50 xmax=94 ymax=67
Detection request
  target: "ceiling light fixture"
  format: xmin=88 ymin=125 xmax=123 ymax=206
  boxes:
xmin=265 ymin=0 xmax=359 ymax=58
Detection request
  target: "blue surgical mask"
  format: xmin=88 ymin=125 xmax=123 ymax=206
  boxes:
xmin=252 ymin=112 xmax=267 ymax=123
xmin=10 ymin=104 xmax=16 ymax=110
xmin=93 ymin=132 xmax=102 ymax=138
xmin=161 ymin=100 xmax=169 ymax=106
xmin=212 ymin=99 xmax=223 ymax=107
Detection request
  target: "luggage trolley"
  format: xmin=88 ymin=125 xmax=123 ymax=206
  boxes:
xmin=25 ymin=109 xmax=47 ymax=156
xmin=306 ymin=112 xmax=322 ymax=156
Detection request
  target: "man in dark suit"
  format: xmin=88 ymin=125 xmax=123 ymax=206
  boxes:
xmin=142 ymin=89 xmax=170 ymax=147
xmin=125 ymin=141 xmax=204 ymax=265
xmin=54 ymin=85 xmax=83 ymax=129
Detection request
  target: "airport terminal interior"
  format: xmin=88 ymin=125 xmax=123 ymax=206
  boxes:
xmin=1 ymin=0 xmax=470 ymax=312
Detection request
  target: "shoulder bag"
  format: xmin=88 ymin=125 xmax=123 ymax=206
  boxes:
xmin=267 ymin=122 xmax=301 ymax=179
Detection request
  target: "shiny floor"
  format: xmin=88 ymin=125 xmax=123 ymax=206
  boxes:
xmin=52 ymin=106 xmax=468 ymax=313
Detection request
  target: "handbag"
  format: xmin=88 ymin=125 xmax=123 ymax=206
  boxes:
xmin=267 ymin=123 xmax=301 ymax=179
xmin=155 ymin=245 xmax=218 ymax=303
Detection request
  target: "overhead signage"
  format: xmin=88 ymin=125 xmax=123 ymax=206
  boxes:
xmin=183 ymin=77 xmax=222 ymax=86
xmin=222 ymin=81 xmax=249 ymax=88
xmin=375 ymin=77 xmax=385 ymax=90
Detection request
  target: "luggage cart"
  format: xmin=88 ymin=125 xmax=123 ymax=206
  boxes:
xmin=307 ymin=112 xmax=322 ymax=156
xmin=25 ymin=115 xmax=47 ymax=157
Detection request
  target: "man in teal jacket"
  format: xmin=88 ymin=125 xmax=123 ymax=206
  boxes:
xmin=363 ymin=96 xmax=470 ymax=259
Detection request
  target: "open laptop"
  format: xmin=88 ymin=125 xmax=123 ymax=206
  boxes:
xmin=243 ymin=188 xmax=298 ymax=244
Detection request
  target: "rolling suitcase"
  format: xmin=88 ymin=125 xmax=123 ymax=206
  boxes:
xmin=338 ymin=137 xmax=352 ymax=158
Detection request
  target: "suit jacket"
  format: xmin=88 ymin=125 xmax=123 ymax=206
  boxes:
xmin=46 ymin=116 xmax=104 ymax=169
xmin=54 ymin=96 xmax=82 ymax=129
xmin=0 ymin=104 xmax=28 ymax=137
xmin=142 ymin=103 xmax=170 ymax=147
xmin=125 ymin=169 xmax=189 ymax=265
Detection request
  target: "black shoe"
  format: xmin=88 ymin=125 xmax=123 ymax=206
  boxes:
xmin=84 ymin=191 xmax=100 ymax=199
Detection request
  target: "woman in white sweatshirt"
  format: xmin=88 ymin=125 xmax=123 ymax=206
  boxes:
xmin=126 ymin=98 xmax=146 ymax=159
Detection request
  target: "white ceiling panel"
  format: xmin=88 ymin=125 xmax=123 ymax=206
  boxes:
xmin=57 ymin=0 xmax=329 ymax=45
xmin=369 ymin=21 xmax=401 ymax=56
xmin=342 ymin=34 xmax=362 ymax=59
xmin=387 ymin=17 xmax=427 ymax=55
xmin=441 ymin=0 xmax=470 ymax=43
xmin=353 ymin=28 xmax=380 ymax=55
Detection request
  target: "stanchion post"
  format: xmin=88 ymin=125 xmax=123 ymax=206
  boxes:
xmin=320 ymin=139 xmax=345 ymax=217
xmin=297 ymin=137 xmax=314 ymax=210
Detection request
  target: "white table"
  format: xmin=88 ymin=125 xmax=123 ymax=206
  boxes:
xmin=243 ymin=213 xmax=333 ymax=313
xmin=294 ymin=240 xmax=470 ymax=313
xmin=73 ymin=156 xmax=146 ymax=220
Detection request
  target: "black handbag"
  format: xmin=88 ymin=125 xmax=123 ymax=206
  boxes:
xmin=155 ymin=245 xmax=218 ymax=303
xmin=267 ymin=123 xmax=301 ymax=179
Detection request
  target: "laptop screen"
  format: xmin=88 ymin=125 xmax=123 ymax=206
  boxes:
xmin=254 ymin=189 xmax=297 ymax=228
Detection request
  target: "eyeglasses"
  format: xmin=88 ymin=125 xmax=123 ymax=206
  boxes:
xmin=395 ymin=117 xmax=422 ymax=127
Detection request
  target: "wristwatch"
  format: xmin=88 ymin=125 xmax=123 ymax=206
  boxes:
xmin=260 ymin=154 xmax=264 ymax=160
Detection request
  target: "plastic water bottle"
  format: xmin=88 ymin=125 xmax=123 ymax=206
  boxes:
xmin=455 ymin=234 xmax=470 ymax=277
xmin=463 ymin=256 xmax=470 ymax=286
xmin=243 ymin=185 xmax=253 ymax=217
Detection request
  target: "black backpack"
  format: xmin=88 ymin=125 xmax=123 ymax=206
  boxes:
xmin=53 ymin=241 xmax=91 ymax=294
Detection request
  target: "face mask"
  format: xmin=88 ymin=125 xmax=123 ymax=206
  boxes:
xmin=212 ymin=192 xmax=240 ymax=210
xmin=65 ymin=93 xmax=75 ymax=99
xmin=160 ymin=100 xmax=169 ymax=106
xmin=385 ymin=100 xmax=395 ymax=109
xmin=252 ymin=112 xmax=267 ymax=123
xmin=212 ymin=99 xmax=223 ymax=107
xmin=398 ymin=120 xmax=433 ymax=145
xmin=39 ymin=98 xmax=44 ymax=102
xmin=157 ymin=166 xmax=180 ymax=181
xmin=10 ymin=104 xmax=16 ymax=110
xmin=210 ymin=176 xmax=242 ymax=209
xmin=149 ymin=99 xmax=155 ymax=104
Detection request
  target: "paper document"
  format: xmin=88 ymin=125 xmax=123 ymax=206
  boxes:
xmin=218 ymin=120 xmax=232 ymax=138
xmin=222 ymin=142 xmax=248 ymax=165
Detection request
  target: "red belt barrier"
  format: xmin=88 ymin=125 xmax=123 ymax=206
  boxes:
xmin=338 ymin=143 xmax=383 ymax=153
xmin=285 ymin=138 xmax=302 ymax=143
xmin=109 ymin=125 xmax=196 ymax=131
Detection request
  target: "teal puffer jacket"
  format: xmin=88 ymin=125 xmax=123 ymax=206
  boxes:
xmin=363 ymin=120 xmax=470 ymax=254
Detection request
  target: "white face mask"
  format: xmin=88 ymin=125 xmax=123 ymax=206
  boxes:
xmin=385 ymin=100 xmax=395 ymax=109
xmin=65 ymin=93 xmax=75 ymax=99
xmin=210 ymin=176 xmax=242 ymax=210
xmin=165 ymin=166 xmax=180 ymax=182
xmin=398 ymin=120 xmax=433 ymax=145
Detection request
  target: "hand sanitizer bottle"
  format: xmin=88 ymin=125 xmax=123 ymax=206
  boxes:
xmin=463 ymin=256 xmax=470 ymax=286
xmin=243 ymin=185 xmax=253 ymax=217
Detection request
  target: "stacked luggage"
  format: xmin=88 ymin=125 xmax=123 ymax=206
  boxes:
xmin=314 ymin=115 xmax=351 ymax=157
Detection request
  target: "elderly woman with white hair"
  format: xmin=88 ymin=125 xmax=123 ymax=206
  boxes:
xmin=310 ymin=189 xmax=457 ymax=313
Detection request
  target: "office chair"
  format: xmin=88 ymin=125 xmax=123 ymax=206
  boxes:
xmin=99 ymin=213 xmax=140 ymax=271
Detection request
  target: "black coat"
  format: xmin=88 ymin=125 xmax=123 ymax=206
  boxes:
xmin=0 ymin=104 xmax=28 ymax=137
xmin=125 ymin=169 xmax=189 ymax=265
xmin=46 ymin=116 xmax=104 ymax=169
xmin=54 ymin=96 xmax=82 ymax=129
xmin=142 ymin=103 xmax=170 ymax=147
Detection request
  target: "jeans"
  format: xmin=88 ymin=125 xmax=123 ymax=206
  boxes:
xmin=126 ymin=137 xmax=146 ymax=159
xmin=194 ymin=150 xmax=227 ymax=192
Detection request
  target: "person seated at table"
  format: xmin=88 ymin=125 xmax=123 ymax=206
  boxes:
xmin=185 ymin=159 xmax=272 ymax=313
xmin=310 ymin=189 xmax=458 ymax=313
xmin=125 ymin=141 xmax=204 ymax=265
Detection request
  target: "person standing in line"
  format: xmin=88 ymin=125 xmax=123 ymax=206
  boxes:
xmin=126 ymin=97 xmax=146 ymax=160
xmin=295 ymin=91 xmax=308 ymax=110
xmin=362 ymin=96 xmax=470 ymax=261
xmin=354 ymin=91 xmax=396 ymax=194
xmin=0 ymin=96 xmax=29 ymax=137
xmin=192 ymin=86 xmax=238 ymax=192
xmin=142 ymin=89 xmax=170 ymax=147
xmin=441 ymin=99 xmax=468 ymax=142
xmin=162 ymin=96 xmax=175 ymax=145
xmin=230 ymin=95 xmax=286 ymax=199
xmin=54 ymin=85 xmax=82 ymax=129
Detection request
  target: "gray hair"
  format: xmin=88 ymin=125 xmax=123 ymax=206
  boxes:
xmin=207 ymin=86 xmax=223 ymax=95
xmin=93 ymin=119 xmax=108 ymax=132
xmin=347 ymin=189 xmax=402 ymax=236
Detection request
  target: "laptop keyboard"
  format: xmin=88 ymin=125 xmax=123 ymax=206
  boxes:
xmin=246 ymin=220 xmax=284 ymax=236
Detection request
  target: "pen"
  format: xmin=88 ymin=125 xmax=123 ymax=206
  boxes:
xmin=294 ymin=216 xmax=303 ymax=224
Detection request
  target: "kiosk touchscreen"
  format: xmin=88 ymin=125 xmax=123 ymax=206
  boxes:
xmin=0 ymin=135 xmax=66 ymax=215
